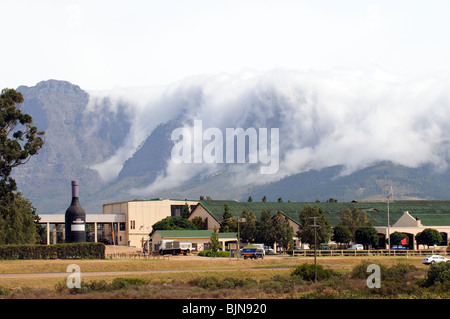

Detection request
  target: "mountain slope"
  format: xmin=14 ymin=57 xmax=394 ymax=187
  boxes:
xmin=8 ymin=79 xmax=450 ymax=214
xmin=13 ymin=80 xmax=132 ymax=213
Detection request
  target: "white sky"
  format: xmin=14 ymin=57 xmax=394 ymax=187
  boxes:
xmin=2 ymin=0 xmax=450 ymax=90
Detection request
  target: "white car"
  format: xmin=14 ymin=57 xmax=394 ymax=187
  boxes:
xmin=347 ymin=244 xmax=364 ymax=250
xmin=422 ymin=255 xmax=450 ymax=265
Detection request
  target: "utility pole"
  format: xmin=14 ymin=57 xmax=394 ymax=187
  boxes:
xmin=310 ymin=217 xmax=320 ymax=283
xmin=383 ymin=184 xmax=393 ymax=255
xmin=237 ymin=217 xmax=246 ymax=259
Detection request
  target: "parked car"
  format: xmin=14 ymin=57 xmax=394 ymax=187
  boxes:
xmin=347 ymin=244 xmax=364 ymax=250
xmin=422 ymin=255 xmax=450 ymax=265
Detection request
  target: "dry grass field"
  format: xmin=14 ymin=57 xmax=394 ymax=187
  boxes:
xmin=0 ymin=250 xmax=431 ymax=299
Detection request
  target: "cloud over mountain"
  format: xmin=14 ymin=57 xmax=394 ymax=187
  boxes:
xmin=87 ymin=68 xmax=450 ymax=195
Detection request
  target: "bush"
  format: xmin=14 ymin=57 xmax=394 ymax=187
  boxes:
xmin=260 ymin=274 xmax=305 ymax=293
xmin=0 ymin=285 xmax=11 ymax=296
xmin=198 ymin=250 xmax=230 ymax=257
xmin=350 ymin=260 xmax=387 ymax=280
xmin=111 ymin=277 xmax=147 ymax=290
xmin=67 ymin=277 xmax=147 ymax=294
xmin=384 ymin=263 xmax=417 ymax=281
xmin=0 ymin=243 xmax=105 ymax=260
xmin=291 ymin=263 xmax=333 ymax=281
xmin=196 ymin=276 xmax=220 ymax=289
xmin=423 ymin=262 xmax=450 ymax=287
xmin=194 ymin=276 xmax=257 ymax=290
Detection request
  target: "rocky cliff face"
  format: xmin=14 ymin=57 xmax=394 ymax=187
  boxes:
xmin=14 ymin=80 xmax=132 ymax=213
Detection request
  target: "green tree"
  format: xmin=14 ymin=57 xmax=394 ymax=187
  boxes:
xmin=220 ymin=203 xmax=237 ymax=233
xmin=272 ymin=212 xmax=294 ymax=249
xmin=338 ymin=207 xmax=372 ymax=240
xmin=416 ymin=228 xmax=443 ymax=248
xmin=150 ymin=217 xmax=197 ymax=236
xmin=223 ymin=203 xmax=232 ymax=220
xmin=390 ymin=231 xmax=408 ymax=246
xmin=209 ymin=226 xmax=220 ymax=256
xmin=190 ymin=216 xmax=204 ymax=230
xmin=239 ymin=210 xmax=257 ymax=243
xmin=247 ymin=196 xmax=253 ymax=202
xmin=262 ymin=196 xmax=267 ymax=202
xmin=354 ymin=226 xmax=378 ymax=249
xmin=297 ymin=205 xmax=332 ymax=249
xmin=0 ymin=193 xmax=42 ymax=244
xmin=0 ymin=89 xmax=45 ymax=203
xmin=332 ymin=224 xmax=352 ymax=248
xmin=0 ymin=88 xmax=45 ymax=244
xmin=182 ymin=201 xmax=190 ymax=219
xmin=256 ymin=209 xmax=275 ymax=245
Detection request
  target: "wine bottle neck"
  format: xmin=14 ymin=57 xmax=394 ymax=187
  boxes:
xmin=70 ymin=197 xmax=80 ymax=206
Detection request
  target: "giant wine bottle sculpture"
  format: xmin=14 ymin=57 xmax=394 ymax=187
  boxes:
xmin=65 ymin=180 xmax=86 ymax=243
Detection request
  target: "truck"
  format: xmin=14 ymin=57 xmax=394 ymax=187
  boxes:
xmin=241 ymin=245 xmax=265 ymax=259
xmin=159 ymin=240 xmax=192 ymax=255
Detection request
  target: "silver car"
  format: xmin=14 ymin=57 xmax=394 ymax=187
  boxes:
xmin=422 ymin=255 xmax=450 ymax=265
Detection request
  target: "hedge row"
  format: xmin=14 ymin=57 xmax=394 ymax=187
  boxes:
xmin=0 ymin=243 xmax=105 ymax=260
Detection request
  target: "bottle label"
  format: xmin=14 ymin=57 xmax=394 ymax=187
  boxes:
xmin=71 ymin=224 xmax=85 ymax=231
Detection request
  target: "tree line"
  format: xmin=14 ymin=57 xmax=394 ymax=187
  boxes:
xmin=152 ymin=202 xmax=446 ymax=250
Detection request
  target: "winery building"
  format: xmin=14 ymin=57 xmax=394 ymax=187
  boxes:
xmin=39 ymin=198 xmax=198 ymax=247
xmin=38 ymin=198 xmax=450 ymax=250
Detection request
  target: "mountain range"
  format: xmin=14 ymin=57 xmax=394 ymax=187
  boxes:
xmin=10 ymin=78 xmax=450 ymax=214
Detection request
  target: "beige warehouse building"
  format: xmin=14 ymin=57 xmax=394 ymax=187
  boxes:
xmin=103 ymin=199 xmax=198 ymax=247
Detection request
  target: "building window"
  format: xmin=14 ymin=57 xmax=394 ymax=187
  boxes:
xmin=171 ymin=205 xmax=184 ymax=217
xmin=120 ymin=223 xmax=125 ymax=231
xmin=130 ymin=220 xmax=135 ymax=230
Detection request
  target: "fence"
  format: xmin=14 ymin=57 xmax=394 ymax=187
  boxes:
xmin=287 ymin=248 xmax=449 ymax=257
xmin=106 ymin=252 xmax=170 ymax=259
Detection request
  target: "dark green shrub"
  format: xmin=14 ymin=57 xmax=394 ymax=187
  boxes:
xmin=62 ymin=277 xmax=147 ymax=294
xmin=423 ymin=262 xmax=450 ymax=287
xmin=0 ymin=243 xmax=105 ymax=260
xmin=0 ymin=285 xmax=11 ymax=296
xmin=384 ymin=263 xmax=417 ymax=280
xmin=198 ymin=250 xmax=230 ymax=257
xmin=369 ymin=279 xmax=422 ymax=297
xmin=260 ymin=280 xmax=284 ymax=292
xmin=111 ymin=277 xmax=146 ymax=289
xmin=193 ymin=276 xmax=258 ymax=290
xmin=291 ymin=263 xmax=333 ymax=281
xmin=197 ymin=276 xmax=221 ymax=289
xmin=351 ymin=260 xmax=387 ymax=279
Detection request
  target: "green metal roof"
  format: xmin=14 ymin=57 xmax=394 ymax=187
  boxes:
xmin=195 ymin=200 xmax=450 ymax=227
xmin=153 ymin=230 xmax=237 ymax=239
